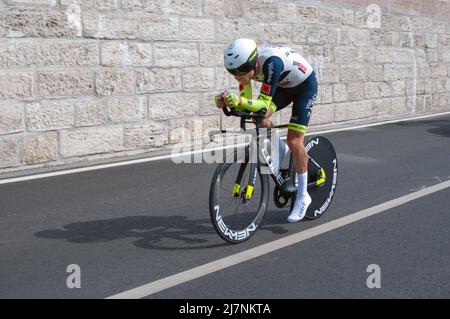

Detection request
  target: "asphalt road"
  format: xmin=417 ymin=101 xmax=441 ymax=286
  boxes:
xmin=0 ymin=114 xmax=449 ymax=299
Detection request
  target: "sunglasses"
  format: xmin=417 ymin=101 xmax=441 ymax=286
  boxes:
xmin=229 ymin=67 xmax=253 ymax=76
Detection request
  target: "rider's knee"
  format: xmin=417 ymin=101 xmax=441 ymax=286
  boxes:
xmin=287 ymin=133 xmax=304 ymax=151
xmin=288 ymin=141 xmax=305 ymax=154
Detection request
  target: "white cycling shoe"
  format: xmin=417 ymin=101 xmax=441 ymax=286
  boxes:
xmin=287 ymin=193 xmax=312 ymax=223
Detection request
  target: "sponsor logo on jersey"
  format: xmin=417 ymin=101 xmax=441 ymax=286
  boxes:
xmin=261 ymin=83 xmax=271 ymax=95
xmin=267 ymin=61 xmax=274 ymax=82
xmin=298 ymin=63 xmax=308 ymax=73
xmin=293 ymin=61 xmax=308 ymax=74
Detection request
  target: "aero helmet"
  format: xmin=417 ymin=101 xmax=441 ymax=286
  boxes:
xmin=223 ymin=38 xmax=258 ymax=75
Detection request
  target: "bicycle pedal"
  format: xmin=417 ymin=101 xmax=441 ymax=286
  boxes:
xmin=280 ymin=178 xmax=297 ymax=194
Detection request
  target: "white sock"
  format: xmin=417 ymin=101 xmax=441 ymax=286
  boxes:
xmin=271 ymin=131 xmax=289 ymax=173
xmin=288 ymin=172 xmax=311 ymax=223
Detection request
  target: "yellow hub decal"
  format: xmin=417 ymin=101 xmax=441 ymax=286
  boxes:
xmin=316 ymin=168 xmax=326 ymax=186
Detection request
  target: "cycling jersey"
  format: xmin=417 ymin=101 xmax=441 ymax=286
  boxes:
xmin=253 ymin=45 xmax=313 ymax=89
xmin=237 ymin=44 xmax=317 ymax=133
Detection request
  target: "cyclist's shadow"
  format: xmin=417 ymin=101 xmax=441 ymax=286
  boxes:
xmin=396 ymin=118 xmax=450 ymax=138
xmin=35 ymin=213 xmax=289 ymax=250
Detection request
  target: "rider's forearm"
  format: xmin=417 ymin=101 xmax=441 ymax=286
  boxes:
xmin=239 ymin=93 xmax=277 ymax=113
xmin=239 ymin=83 xmax=253 ymax=99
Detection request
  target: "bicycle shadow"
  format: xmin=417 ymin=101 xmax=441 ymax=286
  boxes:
xmin=35 ymin=212 xmax=290 ymax=250
xmin=260 ymin=209 xmax=291 ymax=234
xmin=35 ymin=215 xmax=225 ymax=250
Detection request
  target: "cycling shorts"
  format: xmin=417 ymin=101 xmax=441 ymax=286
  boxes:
xmin=272 ymin=71 xmax=318 ymax=134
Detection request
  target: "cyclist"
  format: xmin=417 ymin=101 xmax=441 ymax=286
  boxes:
xmin=215 ymin=38 xmax=318 ymax=223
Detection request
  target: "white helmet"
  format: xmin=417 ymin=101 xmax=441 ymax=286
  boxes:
xmin=223 ymin=38 xmax=258 ymax=75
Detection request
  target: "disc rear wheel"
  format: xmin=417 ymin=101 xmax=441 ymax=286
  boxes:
xmin=290 ymin=136 xmax=338 ymax=220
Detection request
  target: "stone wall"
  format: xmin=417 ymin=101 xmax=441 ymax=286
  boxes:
xmin=0 ymin=0 xmax=449 ymax=173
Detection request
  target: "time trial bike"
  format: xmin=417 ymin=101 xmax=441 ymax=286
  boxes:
xmin=209 ymin=106 xmax=338 ymax=244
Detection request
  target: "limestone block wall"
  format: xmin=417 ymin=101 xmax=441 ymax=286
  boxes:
xmin=0 ymin=0 xmax=449 ymax=173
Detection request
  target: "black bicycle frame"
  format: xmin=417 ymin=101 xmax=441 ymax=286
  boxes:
xmin=232 ymin=118 xmax=288 ymax=201
xmin=217 ymin=107 xmax=323 ymax=198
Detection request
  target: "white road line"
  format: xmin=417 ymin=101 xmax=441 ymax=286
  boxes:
xmin=0 ymin=142 xmax=248 ymax=185
xmin=308 ymin=111 xmax=450 ymax=136
xmin=106 ymin=179 xmax=450 ymax=299
xmin=1 ymin=111 xmax=450 ymax=185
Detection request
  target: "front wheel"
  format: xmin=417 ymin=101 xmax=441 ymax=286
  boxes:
xmin=209 ymin=150 xmax=269 ymax=244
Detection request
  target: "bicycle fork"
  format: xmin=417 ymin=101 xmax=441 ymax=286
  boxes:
xmin=231 ymin=124 xmax=262 ymax=202
xmin=231 ymin=162 xmax=258 ymax=202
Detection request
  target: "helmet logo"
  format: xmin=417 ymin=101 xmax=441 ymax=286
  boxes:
xmin=248 ymin=50 xmax=257 ymax=62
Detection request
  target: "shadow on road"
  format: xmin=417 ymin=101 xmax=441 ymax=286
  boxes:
xmin=35 ymin=212 xmax=289 ymax=250
xmin=395 ymin=118 xmax=450 ymax=138
xmin=35 ymin=215 xmax=224 ymax=250
xmin=260 ymin=210 xmax=291 ymax=235
xmin=427 ymin=120 xmax=450 ymax=138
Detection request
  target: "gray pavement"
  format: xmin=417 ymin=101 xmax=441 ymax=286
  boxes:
xmin=0 ymin=114 xmax=449 ymax=298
